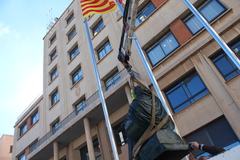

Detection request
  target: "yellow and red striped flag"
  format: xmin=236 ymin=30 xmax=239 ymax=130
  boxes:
xmin=80 ymin=0 xmax=117 ymax=18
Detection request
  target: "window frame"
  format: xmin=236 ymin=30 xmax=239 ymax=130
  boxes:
xmin=165 ymin=70 xmax=209 ymax=113
xmin=135 ymin=1 xmax=156 ymax=27
xmin=97 ymin=41 xmax=112 ymax=60
xmin=50 ymin=50 xmax=57 ymax=62
xmin=146 ymin=32 xmax=180 ymax=66
xmin=52 ymin=120 xmax=60 ymax=134
xmin=66 ymin=12 xmax=74 ymax=25
xmin=19 ymin=123 xmax=27 ymax=137
xmin=31 ymin=111 xmax=39 ymax=125
xmin=69 ymin=45 xmax=79 ymax=60
xmin=67 ymin=27 xmax=77 ymax=41
xmin=92 ymin=19 xmax=105 ymax=36
xmin=75 ymin=98 xmax=87 ymax=114
xmin=18 ymin=153 xmax=26 ymax=160
xmin=113 ymin=122 xmax=127 ymax=147
xmin=184 ymin=0 xmax=227 ymax=35
xmin=50 ymin=68 xmax=58 ymax=81
xmin=51 ymin=90 xmax=59 ymax=106
xmin=50 ymin=34 xmax=56 ymax=45
xmin=104 ymin=71 xmax=121 ymax=90
xmin=72 ymin=68 xmax=83 ymax=85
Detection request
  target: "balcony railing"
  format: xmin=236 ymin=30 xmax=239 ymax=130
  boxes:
xmin=30 ymin=69 xmax=139 ymax=153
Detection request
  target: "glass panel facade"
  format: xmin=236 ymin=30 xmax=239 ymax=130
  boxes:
xmin=184 ymin=0 xmax=227 ymax=35
xmin=147 ymin=33 xmax=179 ymax=66
xmin=97 ymin=41 xmax=112 ymax=60
xmin=165 ymin=71 xmax=209 ymax=113
xmin=92 ymin=20 xmax=104 ymax=36
xmin=135 ymin=2 xmax=156 ymax=27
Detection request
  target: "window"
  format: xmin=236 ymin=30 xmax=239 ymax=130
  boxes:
xmin=66 ymin=13 xmax=74 ymax=25
xmin=52 ymin=120 xmax=60 ymax=134
xmin=80 ymin=139 xmax=101 ymax=160
xmin=68 ymin=27 xmax=76 ymax=41
xmin=51 ymin=90 xmax=59 ymax=106
xmin=211 ymin=38 xmax=240 ymax=80
xmin=72 ymin=68 xmax=82 ymax=85
xmin=69 ymin=45 xmax=79 ymax=60
xmin=97 ymin=41 xmax=112 ymax=60
xmin=135 ymin=2 xmax=156 ymax=27
xmin=10 ymin=145 xmax=13 ymax=153
xmin=92 ymin=19 xmax=104 ymax=36
xmin=113 ymin=122 xmax=127 ymax=147
xmin=50 ymin=68 xmax=58 ymax=81
xmin=20 ymin=123 xmax=27 ymax=136
xmin=75 ymin=99 xmax=87 ymax=114
xmin=30 ymin=141 xmax=38 ymax=153
xmin=18 ymin=153 xmax=26 ymax=160
xmin=31 ymin=111 xmax=38 ymax=125
xmin=147 ymin=32 xmax=180 ymax=66
xmin=231 ymin=38 xmax=240 ymax=59
xmin=50 ymin=50 xmax=57 ymax=61
xmin=165 ymin=71 xmax=209 ymax=113
xmin=105 ymin=71 xmax=121 ymax=90
xmin=50 ymin=34 xmax=56 ymax=45
xmin=184 ymin=116 xmax=239 ymax=157
xmin=184 ymin=0 xmax=227 ymax=35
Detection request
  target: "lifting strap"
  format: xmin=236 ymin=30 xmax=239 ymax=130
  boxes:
xmin=130 ymin=75 xmax=169 ymax=159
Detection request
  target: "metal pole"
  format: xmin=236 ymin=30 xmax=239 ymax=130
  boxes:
xmin=183 ymin=0 xmax=240 ymax=70
xmin=116 ymin=1 xmax=171 ymax=115
xmin=83 ymin=19 xmax=119 ymax=160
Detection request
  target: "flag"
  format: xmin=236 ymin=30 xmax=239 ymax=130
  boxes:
xmin=80 ymin=0 xmax=117 ymax=18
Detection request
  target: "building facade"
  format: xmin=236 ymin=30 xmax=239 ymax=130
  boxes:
xmin=0 ymin=135 xmax=13 ymax=160
xmin=12 ymin=0 xmax=240 ymax=159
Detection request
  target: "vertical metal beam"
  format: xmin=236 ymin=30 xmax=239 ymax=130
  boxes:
xmin=116 ymin=1 xmax=171 ymax=115
xmin=83 ymin=19 xmax=119 ymax=160
xmin=183 ymin=0 xmax=240 ymax=70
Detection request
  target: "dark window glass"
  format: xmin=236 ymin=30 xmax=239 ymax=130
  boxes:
xmin=10 ymin=145 xmax=13 ymax=153
xmin=113 ymin=122 xmax=127 ymax=147
xmin=75 ymin=99 xmax=87 ymax=114
xmin=135 ymin=2 xmax=156 ymax=27
xmin=51 ymin=69 xmax=58 ymax=81
xmin=20 ymin=123 xmax=27 ymax=136
xmin=184 ymin=116 xmax=239 ymax=157
xmin=80 ymin=139 xmax=101 ymax=160
xmin=147 ymin=32 xmax=180 ymax=66
xmin=212 ymin=53 xmax=240 ymax=80
xmin=165 ymin=71 xmax=209 ymax=113
xmin=72 ymin=68 xmax=83 ymax=85
xmin=97 ymin=41 xmax=112 ymax=60
xmin=70 ymin=45 xmax=79 ymax=60
xmin=51 ymin=90 xmax=59 ymax=105
xmin=105 ymin=71 xmax=121 ymax=90
xmin=184 ymin=0 xmax=227 ymax=35
xmin=50 ymin=50 xmax=57 ymax=61
xmin=211 ymin=38 xmax=240 ymax=80
xmin=66 ymin=13 xmax=74 ymax=25
xmin=50 ymin=34 xmax=56 ymax=45
xmin=92 ymin=20 xmax=104 ymax=36
xmin=68 ymin=28 xmax=76 ymax=41
xmin=52 ymin=120 xmax=60 ymax=134
xmin=31 ymin=111 xmax=39 ymax=125
xmin=18 ymin=153 xmax=26 ymax=160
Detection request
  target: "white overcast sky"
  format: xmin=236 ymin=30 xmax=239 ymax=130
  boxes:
xmin=0 ymin=0 xmax=73 ymax=137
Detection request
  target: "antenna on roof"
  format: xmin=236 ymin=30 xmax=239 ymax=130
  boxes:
xmin=46 ymin=8 xmax=55 ymax=32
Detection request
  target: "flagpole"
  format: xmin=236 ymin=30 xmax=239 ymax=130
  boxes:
xmin=83 ymin=19 xmax=119 ymax=160
xmin=183 ymin=0 xmax=240 ymax=70
xmin=116 ymin=1 xmax=171 ymax=115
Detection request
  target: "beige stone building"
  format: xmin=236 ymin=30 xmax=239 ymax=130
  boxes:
xmin=12 ymin=0 xmax=240 ymax=159
xmin=0 ymin=135 xmax=13 ymax=160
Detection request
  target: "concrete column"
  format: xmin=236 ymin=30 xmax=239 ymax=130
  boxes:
xmin=53 ymin=141 xmax=59 ymax=160
xmin=83 ymin=117 xmax=96 ymax=160
xmin=124 ymin=85 xmax=133 ymax=104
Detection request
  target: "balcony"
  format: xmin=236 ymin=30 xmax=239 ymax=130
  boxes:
xmin=28 ymin=69 xmax=140 ymax=160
